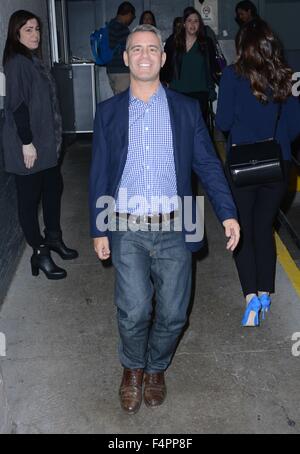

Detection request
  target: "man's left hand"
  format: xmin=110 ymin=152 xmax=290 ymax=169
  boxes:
xmin=222 ymin=218 xmax=240 ymax=252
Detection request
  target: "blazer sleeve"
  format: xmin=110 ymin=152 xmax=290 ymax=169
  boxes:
xmin=89 ymin=105 xmax=111 ymax=238
xmin=192 ymin=103 xmax=238 ymax=223
xmin=215 ymin=66 xmax=236 ymax=133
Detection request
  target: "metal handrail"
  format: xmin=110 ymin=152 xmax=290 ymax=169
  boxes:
xmin=277 ymin=210 xmax=300 ymax=250
xmin=292 ymin=154 xmax=300 ymax=168
xmin=277 ymin=154 xmax=300 ymax=251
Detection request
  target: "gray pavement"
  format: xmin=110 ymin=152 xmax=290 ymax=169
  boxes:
xmin=0 ymin=138 xmax=300 ymax=434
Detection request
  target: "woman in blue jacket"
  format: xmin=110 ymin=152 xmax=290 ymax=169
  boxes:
xmin=216 ymin=19 xmax=300 ymax=326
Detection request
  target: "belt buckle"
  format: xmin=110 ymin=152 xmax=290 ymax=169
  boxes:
xmin=149 ymin=214 xmax=160 ymax=224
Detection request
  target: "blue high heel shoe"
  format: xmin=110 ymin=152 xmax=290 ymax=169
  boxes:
xmin=241 ymin=296 xmax=262 ymax=327
xmin=259 ymin=294 xmax=271 ymax=320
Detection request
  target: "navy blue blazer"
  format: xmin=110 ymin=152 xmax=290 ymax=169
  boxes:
xmin=216 ymin=65 xmax=300 ymax=159
xmin=89 ymin=87 xmax=237 ymax=252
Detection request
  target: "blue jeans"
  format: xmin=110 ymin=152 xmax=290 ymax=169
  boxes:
xmin=111 ymin=223 xmax=192 ymax=373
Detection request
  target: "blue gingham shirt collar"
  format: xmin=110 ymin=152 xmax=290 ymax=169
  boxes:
xmin=129 ymin=83 xmax=166 ymax=106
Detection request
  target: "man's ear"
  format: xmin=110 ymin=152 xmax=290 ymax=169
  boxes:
xmin=123 ymin=50 xmax=129 ymax=67
xmin=161 ymin=51 xmax=166 ymax=68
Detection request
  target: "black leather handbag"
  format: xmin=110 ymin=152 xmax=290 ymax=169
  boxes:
xmin=228 ymin=105 xmax=283 ymax=187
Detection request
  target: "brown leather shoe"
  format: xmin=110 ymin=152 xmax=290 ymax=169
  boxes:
xmin=144 ymin=372 xmax=167 ymax=407
xmin=119 ymin=368 xmax=144 ymax=414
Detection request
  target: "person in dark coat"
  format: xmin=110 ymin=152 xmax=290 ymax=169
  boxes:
xmin=235 ymin=1 xmax=259 ymax=27
xmin=2 ymin=10 xmax=78 ymax=279
xmin=160 ymin=16 xmax=183 ymax=84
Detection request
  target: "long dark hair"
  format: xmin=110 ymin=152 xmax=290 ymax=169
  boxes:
xmin=139 ymin=10 xmax=156 ymax=27
xmin=2 ymin=10 xmax=42 ymax=67
xmin=235 ymin=0 xmax=258 ymax=17
xmin=235 ymin=19 xmax=292 ymax=103
xmin=174 ymin=7 xmax=206 ymax=54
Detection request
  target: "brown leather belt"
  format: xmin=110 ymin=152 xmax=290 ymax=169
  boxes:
xmin=115 ymin=211 xmax=176 ymax=225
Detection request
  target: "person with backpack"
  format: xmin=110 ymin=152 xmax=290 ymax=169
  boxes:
xmin=106 ymin=2 xmax=136 ymax=95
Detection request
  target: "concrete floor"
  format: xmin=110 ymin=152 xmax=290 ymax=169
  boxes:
xmin=0 ymin=138 xmax=300 ymax=434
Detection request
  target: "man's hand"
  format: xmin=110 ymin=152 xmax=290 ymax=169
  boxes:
xmin=222 ymin=218 xmax=240 ymax=252
xmin=94 ymin=237 xmax=111 ymax=260
xmin=22 ymin=143 xmax=37 ymax=169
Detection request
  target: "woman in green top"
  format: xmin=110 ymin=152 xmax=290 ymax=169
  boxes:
xmin=163 ymin=7 xmax=219 ymax=122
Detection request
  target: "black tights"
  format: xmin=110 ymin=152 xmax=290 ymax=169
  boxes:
xmin=15 ymin=166 xmax=63 ymax=248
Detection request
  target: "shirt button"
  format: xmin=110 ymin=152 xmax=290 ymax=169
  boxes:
xmin=146 ymin=165 xmax=150 ymax=170
xmin=145 ymin=127 xmax=149 ymax=131
xmin=145 ymin=109 xmax=149 ymax=113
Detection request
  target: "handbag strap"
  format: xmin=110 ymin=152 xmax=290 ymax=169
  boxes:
xmin=273 ymin=103 xmax=282 ymax=139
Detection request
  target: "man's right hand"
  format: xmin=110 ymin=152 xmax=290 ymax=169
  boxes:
xmin=94 ymin=237 xmax=111 ymax=261
xmin=22 ymin=143 xmax=37 ymax=169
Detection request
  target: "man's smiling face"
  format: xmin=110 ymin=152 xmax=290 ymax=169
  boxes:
xmin=123 ymin=31 xmax=166 ymax=82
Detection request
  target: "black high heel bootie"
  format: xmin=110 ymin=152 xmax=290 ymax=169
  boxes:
xmin=31 ymin=245 xmax=67 ymax=279
xmin=44 ymin=230 xmax=78 ymax=260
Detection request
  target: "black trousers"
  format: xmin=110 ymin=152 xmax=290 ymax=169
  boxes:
xmin=226 ymin=162 xmax=290 ymax=296
xmin=15 ymin=166 xmax=63 ymax=248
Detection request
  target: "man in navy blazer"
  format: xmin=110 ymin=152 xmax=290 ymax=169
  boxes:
xmin=89 ymin=24 xmax=240 ymax=414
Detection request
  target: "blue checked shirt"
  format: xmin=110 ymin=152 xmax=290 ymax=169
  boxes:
xmin=116 ymin=84 xmax=178 ymax=215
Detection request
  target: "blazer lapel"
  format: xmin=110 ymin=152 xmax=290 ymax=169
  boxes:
xmin=165 ymin=88 xmax=181 ymax=184
xmin=115 ymin=89 xmax=130 ymax=177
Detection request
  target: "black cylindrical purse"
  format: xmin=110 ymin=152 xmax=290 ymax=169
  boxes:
xmin=228 ymin=104 xmax=283 ymax=187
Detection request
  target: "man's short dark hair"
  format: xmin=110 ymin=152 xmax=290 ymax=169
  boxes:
xmin=235 ymin=0 xmax=258 ymax=16
xmin=117 ymin=1 xmax=135 ymax=16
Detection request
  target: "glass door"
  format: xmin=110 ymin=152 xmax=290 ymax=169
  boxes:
xmin=48 ymin=0 xmax=70 ymax=64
